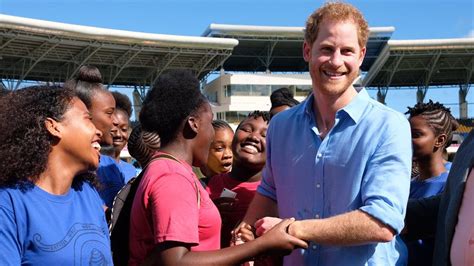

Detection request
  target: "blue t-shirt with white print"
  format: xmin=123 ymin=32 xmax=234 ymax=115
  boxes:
xmin=0 ymin=182 xmax=112 ymax=265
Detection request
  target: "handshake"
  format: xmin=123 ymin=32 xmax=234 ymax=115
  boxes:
xmin=230 ymin=217 xmax=307 ymax=257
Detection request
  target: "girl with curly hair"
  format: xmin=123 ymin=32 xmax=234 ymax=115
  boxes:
xmin=129 ymin=70 xmax=307 ymax=265
xmin=0 ymin=86 xmax=112 ymax=265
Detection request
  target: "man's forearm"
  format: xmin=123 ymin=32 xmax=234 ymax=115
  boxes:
xmin=289 ymin=210 xmax=395 ymax=245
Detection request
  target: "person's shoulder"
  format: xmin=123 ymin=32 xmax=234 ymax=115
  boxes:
xmin=0 ymin=186 xmax=31 ymax=213
xmin=367 ymin=97 xmax=405 ymax=120
xmin=0 ymin=187 xmax=17 ymax=207
xmin=99 ymin=154 xmax=116 ymax=166
xmin=147 ymin=157 xmax=185 ymax=175
xmin=145 ymin=158 xmax=196 ymax=186
xmin=360 ymin=97 xmax=409 ymax=132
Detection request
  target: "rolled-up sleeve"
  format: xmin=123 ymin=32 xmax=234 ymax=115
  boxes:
xmin=359 ymin=115 xmax=412 ymax=233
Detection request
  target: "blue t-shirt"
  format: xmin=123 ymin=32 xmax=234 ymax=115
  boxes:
xmin=406 ymin=171 xmax=449 ymax=266
xmin=409 ymin=172 xmax=449 ymax=199
xmin=117 ymin=160 xmax=137 ymax=183
xmin=445 ymin=161 xmax=452 ymax=171
xmin=0 ymin=182 xmax=113 ymax=265
xmin=96 ymin=154 xmax=127 ymax=208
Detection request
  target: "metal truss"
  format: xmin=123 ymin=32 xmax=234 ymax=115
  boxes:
xmin=256 ymin=41 xmax=278 ymax=72
xmin=0 ymin=26 xmax=234 ymax=89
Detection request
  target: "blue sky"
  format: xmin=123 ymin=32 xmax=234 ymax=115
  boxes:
xmin=1 ymin=0 xmax=473 ymax=117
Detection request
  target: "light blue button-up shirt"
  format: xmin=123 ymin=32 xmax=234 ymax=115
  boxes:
xmin=258 ymin=89 xmax=411 ymax=265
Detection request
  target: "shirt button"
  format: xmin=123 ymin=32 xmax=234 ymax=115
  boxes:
xmin=312 ymin=244 xmax=317 ymax=250
xmin=315 ymin=214 xmax=320 ymax=218
xmin=317 ymin=153 xmax=322 ymax=158
xmin=316 ymin=183 xmax=321 ymax=188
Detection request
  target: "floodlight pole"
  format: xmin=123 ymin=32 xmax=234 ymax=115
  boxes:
xmin=459 ymin=84 xmax=470 ymax=119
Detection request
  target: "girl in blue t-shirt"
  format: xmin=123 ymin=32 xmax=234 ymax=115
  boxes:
xmin=404 ymin=100 xmax=459 ymax=266
xmin=0 ymin=86 xmax=113 ymax=265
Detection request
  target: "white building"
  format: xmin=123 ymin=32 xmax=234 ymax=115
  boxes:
xmin=203 ymin=72 xmax=311 ymax=124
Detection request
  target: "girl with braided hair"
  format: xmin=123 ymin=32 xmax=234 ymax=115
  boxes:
xmin=127 ymin=124 xmax=161 ymax=168
xmin=404 ymin=100 xmax=459 ymax=266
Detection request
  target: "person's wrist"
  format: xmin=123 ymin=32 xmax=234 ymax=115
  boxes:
xmin=286 ymin=220 xmax=297 ymax=237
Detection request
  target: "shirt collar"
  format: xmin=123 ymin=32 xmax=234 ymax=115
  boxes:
xmin=340 ymin=88 xmax=370 ymax=124
xmin=302 ymin=88 xmax=370 ymax=124
xmin=303 ymin=93 xmax=315 ymax=117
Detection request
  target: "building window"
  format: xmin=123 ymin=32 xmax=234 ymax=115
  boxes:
xmin=295 ymin=85 xmax=312 ymax=96
xmin=224 ymin=111 xmax=250 ymax=124
xmin=224 ymin=85 xmax=230 ymax=97
xmin=206 ymin=91 xmax=218 ymax=102
xmin=252 ymin=85 xmax=271 ymax=96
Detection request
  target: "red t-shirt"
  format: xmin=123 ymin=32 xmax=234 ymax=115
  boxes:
xmin=206 ymin=173 xmax=260 ymax=247
xmin=129 ymin=155 xmax=221 ymax=265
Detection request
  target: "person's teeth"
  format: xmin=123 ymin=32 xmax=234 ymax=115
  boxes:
xmin=243 ymin=144 xmax=258 ymax=152
xmin=92 ymin=142 xmax=101 ymax=151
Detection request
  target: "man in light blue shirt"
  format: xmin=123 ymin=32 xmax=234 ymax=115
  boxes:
xmin=236 ymin=2 xmax=411 ymax=265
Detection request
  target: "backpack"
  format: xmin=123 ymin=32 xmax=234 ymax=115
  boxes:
xmin=108 ymin=153 xmax=200 ymax=266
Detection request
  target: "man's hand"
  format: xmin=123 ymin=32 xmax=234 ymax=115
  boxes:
xmin=258 ymin=218 xmax=308 ymax=255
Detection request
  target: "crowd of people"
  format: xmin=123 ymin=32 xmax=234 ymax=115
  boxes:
xmin=0 ymin=2 xmax=472 ymax=266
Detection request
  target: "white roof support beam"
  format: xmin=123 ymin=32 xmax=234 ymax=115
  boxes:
xmin=107 ymin=47 xmax=144 ymax=85
xmin=0 ymin=35 xmax=16 ymax=50
xmin=15 ymin=42 xmax=60 ymax=89
xmin=68 ymin=45 xmax=104 ymax=79
xmin=422 ymin=52 xmax=442 ymax=88
xmin=256 ymin=41 xmax=277 ymax=71
xmin=150 ymin=52 xmax=181 ymax=85
xmin=195 ymin=54 xmax=218 ymax=78
xmin=387 ymin=55 xmax=403 ymax=86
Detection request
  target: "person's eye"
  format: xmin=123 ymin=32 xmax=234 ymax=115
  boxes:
xmin=214 ymin=146 xmax=224 ymax=151
xmin=321 ymin=47 xmax=332 ymax=53
xmin=240 ymin=127 xmax=251 ymax=133
xmin=341 ymin=48 xmax=354 ymax=55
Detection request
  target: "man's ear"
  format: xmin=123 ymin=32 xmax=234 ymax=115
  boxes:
xmin=358 ymin=46 xmax=367 ymax=67
xmin=44 ymin=118 xmax=62 ymax=139
xmin=303 ymin=40 xmax=312 ymax=63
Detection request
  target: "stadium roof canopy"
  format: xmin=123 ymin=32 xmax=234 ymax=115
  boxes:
xmin=0 ymin=14 xmax=238 ymax=89
xmin=202 ymin=23 xmax=395 ymax=72
xmin=362 ymin=38 xmax=474 ymax=88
